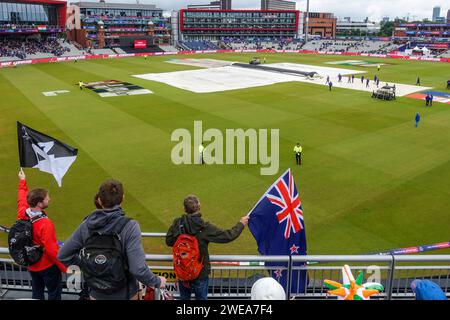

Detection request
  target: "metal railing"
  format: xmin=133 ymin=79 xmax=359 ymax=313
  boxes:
xmin=2 ymin=245 xmax=448 ymax=300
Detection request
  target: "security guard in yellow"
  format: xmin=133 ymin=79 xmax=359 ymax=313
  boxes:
xmin=79 ymin=81 xmax=84 ymax=90
xmin=294 ymin=142 xmax=302 ymax=165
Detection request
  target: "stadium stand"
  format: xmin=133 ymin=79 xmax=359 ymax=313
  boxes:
xmin=112 ymin=47 xmax=127 ymax=54
xmin=180 ymin=40 xmax=220 ymax=51
xmin=89 ymin=49 xmax=116 ymax=55
xmin=0 ymin=38 xmax=71 ymax=60
xmin=158 ymin=44 xmax=179 ymax=52
xmin=439 ymin=50 xmax=450 ymax=58
xmin=301 ymin=39 xmax=401 ymax=54
xmin=58 ymin=40 xmax=86 ymax=57
xmin=114 ymin=45 xmax=165 ymax=54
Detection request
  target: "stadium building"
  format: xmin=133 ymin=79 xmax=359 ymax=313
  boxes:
xmin=188 ymin=0 xmax=231 ymax=10
xmin=304 ymin=12 xmax=336 ymax=37
xmin=336 ymin=19 xmax=380 ymax=35
xmin=67 ymin=1 xmax=170 ymax=50
xmin=393 ymin=23 xmax=450 ymax=39
xmin=177 ymin=8 xmax=300 ymax=41
xmin=0 ymin=0 xmax=66 ymax=36
xmin=261 ymin=0 xmax=296 ymax=11
xmin=188 ymin=1 xmax=221 ymax=10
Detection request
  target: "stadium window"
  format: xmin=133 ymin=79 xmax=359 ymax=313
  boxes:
xmin=25 ymin=3 xmax=32 ymax=22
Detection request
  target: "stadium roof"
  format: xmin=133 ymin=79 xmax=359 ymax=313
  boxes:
xmin=71 ymin=2 xmax=162 ymax=10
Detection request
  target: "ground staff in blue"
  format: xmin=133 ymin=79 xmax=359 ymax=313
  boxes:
xmin=294 ymin=143 xmax=302 ymax=165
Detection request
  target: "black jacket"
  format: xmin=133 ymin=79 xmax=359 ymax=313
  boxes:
xmin=166 ymin=213 xmax=244 ymax=279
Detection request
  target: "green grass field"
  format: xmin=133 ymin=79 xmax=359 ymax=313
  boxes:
xmin=0 ymin=53 xmax=449 ymax=256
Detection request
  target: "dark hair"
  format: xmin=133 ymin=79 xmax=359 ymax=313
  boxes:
xmin=98 ymin=179 xmax=124 ymax=209
xmin=27 ymin=189 xmax=48 ymax=207
xmin=93 ymin=193 xmax=102 ymax=209
xmin=184 ymin=195 xmax=200 ymax=214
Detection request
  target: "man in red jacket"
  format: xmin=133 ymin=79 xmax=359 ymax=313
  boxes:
xmin=17 ymin=169 xmax=67 ymax=300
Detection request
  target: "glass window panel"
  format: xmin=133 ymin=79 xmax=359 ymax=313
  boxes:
xmin=33 ymin=4 xmax=39 ymax=22
xmin=0 ymin=3 xmax=5 ymax=21
xmin=22 ymin=3 xmax=27 ymax=21
xmin=30 ymin=4 xmax=36 ymax=22
xmin=32 ymin=4 xmax=38 ymax=22
xmin=21 ymin=3 xmax=27 ymax=22
xmin=26 ymin=4 xmax=31 ymax=21
xmin=6 ymin=2 xmax=11 ymax=17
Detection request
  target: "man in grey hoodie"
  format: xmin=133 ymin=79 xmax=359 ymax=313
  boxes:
xmin=58 ymin=179 xmax=166 ymax=300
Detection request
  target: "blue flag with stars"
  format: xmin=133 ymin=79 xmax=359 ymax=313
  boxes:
xmin=248 ymin=168 xmax=308 ymax=293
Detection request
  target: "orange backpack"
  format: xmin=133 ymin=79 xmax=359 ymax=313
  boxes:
xmin=172 ymin=223 xmax=203 ymax=282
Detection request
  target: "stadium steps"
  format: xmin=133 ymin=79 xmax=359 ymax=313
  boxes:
xmin=112 ymin=47 xmax=127 ymax=54
xmin=25 ymin=53 xmax=54 ymax=60
xmin=0 ymin=56 xmax=20 ymax=62
xmin=90 ymin=49 xmax=115 ymax=55
xmin=158 ymin=45 xmax=179 ymax=52
xmin=58 ymin=40 xmax=85 ymax=56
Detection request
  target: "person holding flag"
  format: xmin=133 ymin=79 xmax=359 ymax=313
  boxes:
xmin=166 ymin=195 xmax=249 ymax=300
xmin=248 ymin=168 xmax=307 ymax=295
xmin=17 ymin=122 xmax=78 ymax=187
xmin=14 ymin=169 xmax=67 ymax=300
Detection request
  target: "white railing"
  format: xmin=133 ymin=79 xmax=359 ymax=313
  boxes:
xmin=1 ymin=246 xmax=449 ymax=300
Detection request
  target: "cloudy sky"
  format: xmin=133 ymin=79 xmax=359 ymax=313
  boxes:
xmin=86 ymin=0 xmax=449 ymax=21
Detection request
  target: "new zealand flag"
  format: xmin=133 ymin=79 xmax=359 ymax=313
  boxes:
xmin=17 ymin=122 xmax=78 ymax=187
xmin=248 ymin=168 xmax=308 ymax=294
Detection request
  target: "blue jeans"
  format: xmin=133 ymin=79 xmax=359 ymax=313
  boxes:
xmin=178 ymin=278 xmax=209 ymax=300
xmin=29 ymin=264 xmax=62 ymax=300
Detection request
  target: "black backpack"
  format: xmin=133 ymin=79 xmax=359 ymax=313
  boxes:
xmin=8 ymin=214 xmax=45 ymax=266
xmin=78 ymin=217 xmax=132 ymax=294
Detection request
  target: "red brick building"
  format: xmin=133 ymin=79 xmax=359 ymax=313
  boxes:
xmin=305 ymin=12 xmax=336 ymax=37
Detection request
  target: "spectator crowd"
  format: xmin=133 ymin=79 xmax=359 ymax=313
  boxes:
xmin=0 ymin=38 xmax=69 ymax=59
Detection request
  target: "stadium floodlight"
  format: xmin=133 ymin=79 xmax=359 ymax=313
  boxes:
xmin=305 ymin=0 xmax=310 ymax=43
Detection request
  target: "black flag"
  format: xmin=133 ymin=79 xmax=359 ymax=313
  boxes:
xmin=17 ymin=122 xmax=78 ymax=187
